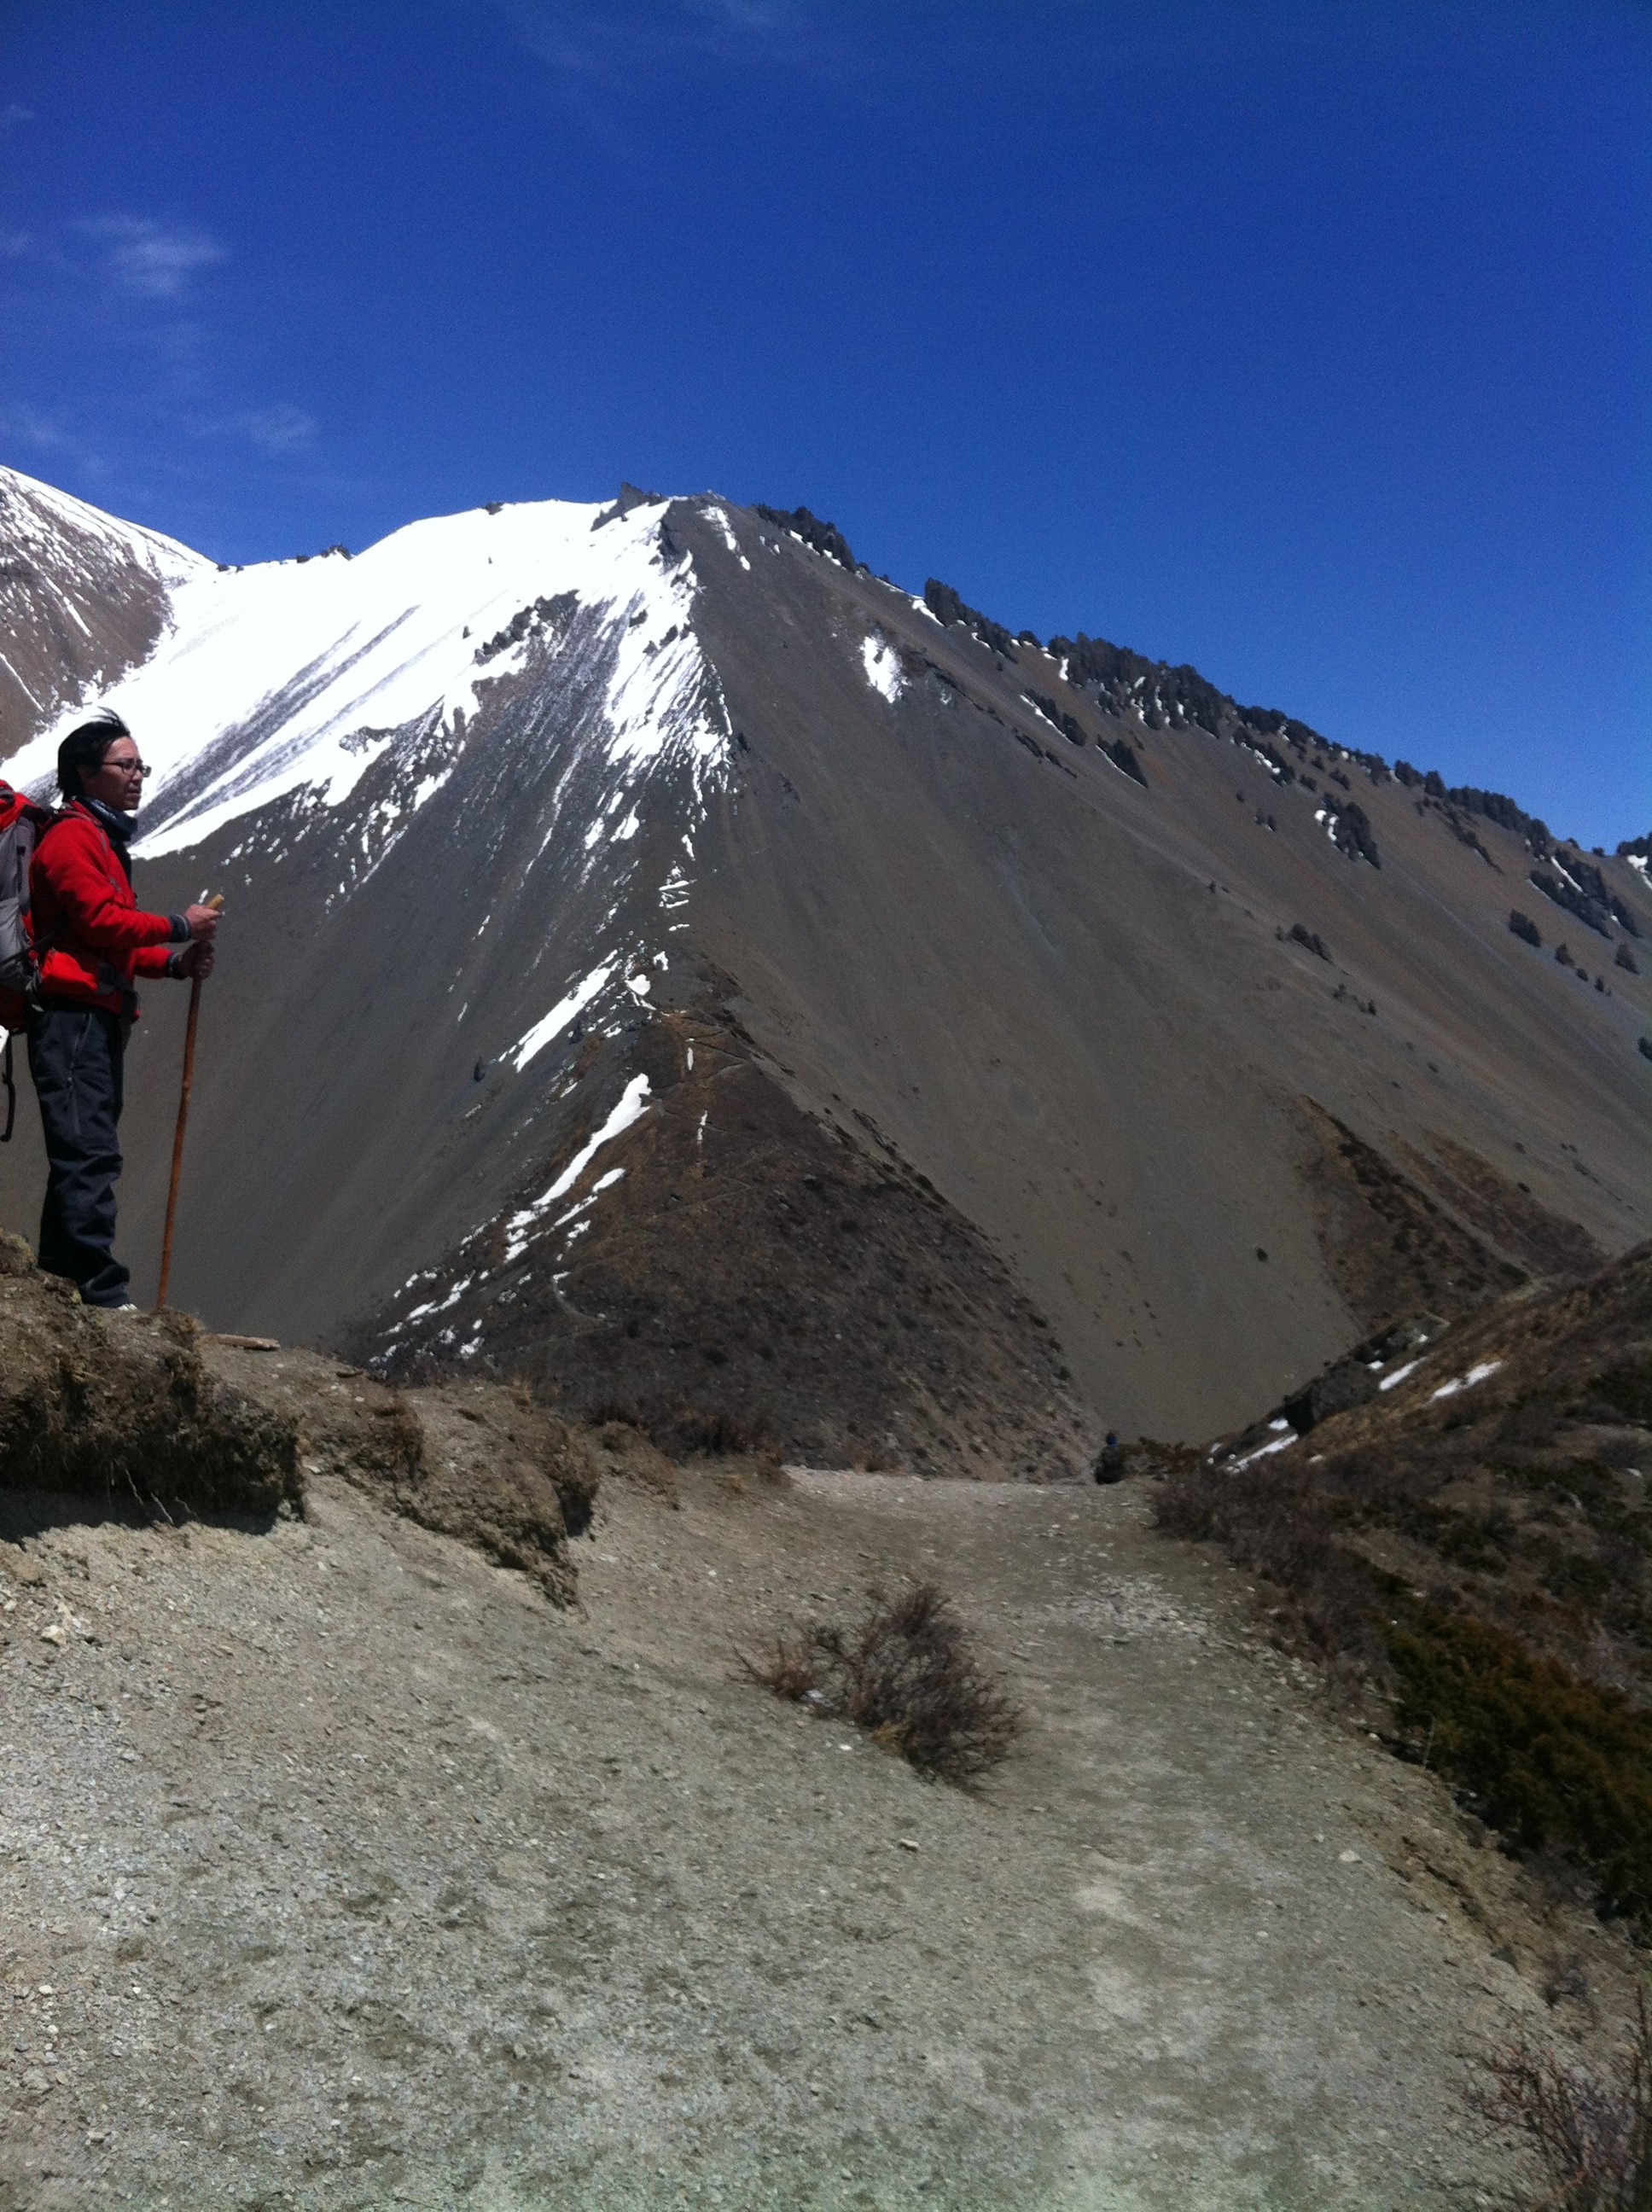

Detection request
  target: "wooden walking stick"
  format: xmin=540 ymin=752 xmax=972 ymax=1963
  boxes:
xmin=156 ymin=893 xmax=223 ymax=1311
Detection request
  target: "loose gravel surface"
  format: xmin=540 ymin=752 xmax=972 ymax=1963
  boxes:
xmin=1 ymin=1464 xmax=1636 ymax=2210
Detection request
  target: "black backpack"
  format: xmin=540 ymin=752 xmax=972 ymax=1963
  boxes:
xmin=0 ymin=779 xmax=48 ymax=1139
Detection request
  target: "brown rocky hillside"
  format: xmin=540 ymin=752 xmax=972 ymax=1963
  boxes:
xmin=1160 ymin=1239 xmax=1652 ymax=1919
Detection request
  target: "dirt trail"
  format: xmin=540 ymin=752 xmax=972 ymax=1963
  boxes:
xmin=1 ymin=1464 xmax=1633 ymax=2210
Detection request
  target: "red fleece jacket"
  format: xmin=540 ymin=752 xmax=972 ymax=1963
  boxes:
xmin=29 ymin=802 xmax=180 ymax=1016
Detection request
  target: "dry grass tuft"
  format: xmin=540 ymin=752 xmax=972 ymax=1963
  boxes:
xmin=1467 ymin=1988 xmax=1652 ymax=2209
xmin=752 ymin=1631 xmax=819 ymax=1704
xmin=670 ymin=1406 xmax=775 ymax=1458
xmin=746 ymin=1581 xmax=1021 ymax=1784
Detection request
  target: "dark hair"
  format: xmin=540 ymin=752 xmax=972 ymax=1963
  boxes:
xmin=56 ymin=710 xmax=131 ymax=802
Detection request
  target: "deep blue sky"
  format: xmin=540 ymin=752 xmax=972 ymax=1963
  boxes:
xmin=3 ymin=1 xmax=1646 ymax=843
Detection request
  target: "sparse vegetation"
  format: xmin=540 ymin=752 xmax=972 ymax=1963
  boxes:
xmin=1154 ymin=1457 xmax=1388 ymax=1680
xmin=1398 ymin=765 xmax=1552 ymax=856
xmin=1157 ymin=1452 xmax=1652 ymax=1917
xmin=1532 ymin=865 xmax=1616 ymax=941
xmin=670 ymin=1405 xmax=775 ymax=1458
xmin=1389 ymin=1610 xmax=1652 ymax=1922
xmin=1156 ymin=1244 xmax=1652 ymax=1922
xmin=575 ymin=1396 xmax=777 ymax=1464
xmin=746 ymin=1580 xmax=1021 ymax=1784
xmin=1467 ymin=1988 xmax=1652 ymax=2209
xmin=1046 ymin=631 xmax=1231 ymax=738
xmin=583 ymin=1394 xmax=649 ymax=1429
xmin=1329 ymin=798 xmax=1382 ymax=869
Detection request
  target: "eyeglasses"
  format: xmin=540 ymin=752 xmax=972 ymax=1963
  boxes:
xmin=105 ymin=759 xmax=151 ymax=779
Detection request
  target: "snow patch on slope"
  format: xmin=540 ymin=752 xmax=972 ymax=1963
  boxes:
xmin=503 ymin=1074 xmax=652 ymax=1262
xmin=511 ymin=963 xmax=614 ymax=1072
xmin=1430 ymin=1359 xmax=1503 ymax=1403
xmin=861 ymin=632 xmax=905 ymax=705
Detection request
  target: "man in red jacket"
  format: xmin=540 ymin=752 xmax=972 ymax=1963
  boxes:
xmin=26 ymin=711 xmax=220 ymax=1308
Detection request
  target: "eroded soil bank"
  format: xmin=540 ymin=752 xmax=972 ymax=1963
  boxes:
xmin=2 ymin=1464 xmax=1637 ymax=2209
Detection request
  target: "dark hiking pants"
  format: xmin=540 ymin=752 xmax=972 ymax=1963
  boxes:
xmin=26 ymin=1003 xmax=131 ymax=1307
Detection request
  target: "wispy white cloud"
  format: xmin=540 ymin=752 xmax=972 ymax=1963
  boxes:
xmin=685 ymin=0 xmax=807 ymax=31
xmin=0 ymin=401 xmax=109 ymax=479
xmin=0 ymin=401 xmax=80 ymax=453
xmin=1 ymin=215 xmax=319 ymax=487
xmin=0 ymin=103 xmax=33 ymax=137
xmin=79 ymin=215 xmax=227 ymax=300
xmin=502 ymin=0 xmax=870 ymax=143
xmin=222 ymin=404 xmax=320 ymax=454
xmin=244 ymin=403 xmax=318 ymax=453
xmin=508 ymin=0 xmax=836 ymax=82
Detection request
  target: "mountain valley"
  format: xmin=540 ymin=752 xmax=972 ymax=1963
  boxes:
xmin=3 ymin=463 xmax=1652 ymax=2208
xmin=1 ymin=467 xmax=1646 ymax=1463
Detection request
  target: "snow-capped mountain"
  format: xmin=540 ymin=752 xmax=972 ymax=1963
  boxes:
xmin=2 ymin=466 xmax=1647 ymax=1464
xmin=13 ymin=487 xmax=727 ymax=855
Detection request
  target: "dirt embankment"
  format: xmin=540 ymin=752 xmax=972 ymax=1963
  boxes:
xmin=0 ymin=1236 xmax=299 ymax=1520
xmin=0 ymin=1240 xmax=593 ymax=1604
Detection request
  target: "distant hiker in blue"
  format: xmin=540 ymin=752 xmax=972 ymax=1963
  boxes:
xmin=1094 ymin=1433 xmax=1125 ymax=1484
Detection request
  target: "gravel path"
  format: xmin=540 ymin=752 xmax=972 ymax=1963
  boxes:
xmin=1 ymin=1464 xmax=1629 ymax=2209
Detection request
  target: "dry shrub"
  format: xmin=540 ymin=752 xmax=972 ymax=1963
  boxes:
xmin=1387 ymin=1610 xmax=1652 ymax=1922
xmin=750 ymin=1631 xmax=819 ymax=1704
xmin=578 ymin=1399 xmax=774 ymax=1458
xmin=1543 ymin=1951 xmax=1597 ymax=2017
xmin=1158 ymin=1458 xmax=1652 ymax=1915
xmin=671 ymin=1405 xmax=773 ymax=1458
xmin=1135 ymin=1435 xmax=1203 ymax=1478
xmin=582 ymin=1395 xmax=648 ymax=1429
xmin=851 ymin=1444 xmax=903 ymax=1472
xmin=747 ymin=1581 xmax=1021 ymax=1784
xmin=1155 ymin=1456 xmax=1388 ymax=1678
xmin=1468 ymin=1988 xmax=1652 ymax=2209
